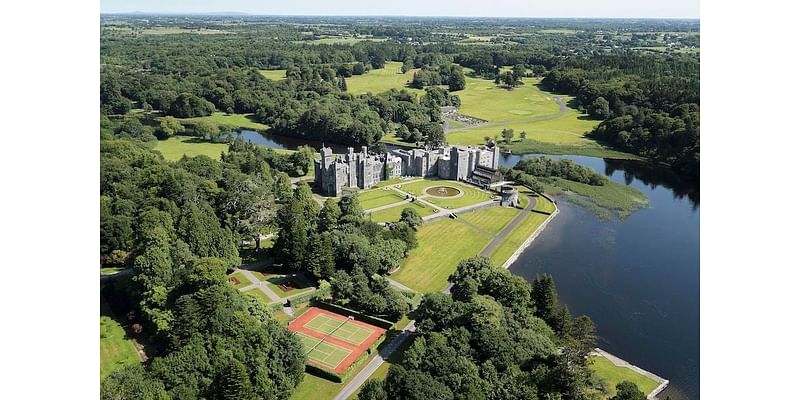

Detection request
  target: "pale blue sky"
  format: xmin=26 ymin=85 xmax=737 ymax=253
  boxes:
xmin=100 ymin=0 xmax=699 ymax=19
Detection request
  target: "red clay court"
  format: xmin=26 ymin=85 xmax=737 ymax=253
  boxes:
xmin=288 ymin=307 xmax=385 ymax=374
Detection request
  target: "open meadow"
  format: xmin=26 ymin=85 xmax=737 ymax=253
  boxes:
xmin=346 ymin=61 xmax=424 ymax=96
xmin=153 ymin=136 xmax=229 ymax=161
xmin=259 ymin=69 xmax=287 ymax=80
xmin=176 ymin=112 xmax=269 ymax=131
xmin=100 ymin=299 xmax=140 ymax=381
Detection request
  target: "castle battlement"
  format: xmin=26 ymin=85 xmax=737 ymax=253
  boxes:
xmin=314 ymin=144 xmax=501 ymax=196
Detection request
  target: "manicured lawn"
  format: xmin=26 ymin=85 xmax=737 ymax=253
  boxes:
xmin=374 ymin=177 xmax=415 ymax=188
xmin=259 ymin=69 xmax=287 ymax=80
xmin=358 ymin=189 xmax=407 ymax=210
xmin=458 ymin=206 xmax=521 ymax=234
xmin=153 ymin=136 xmax=229 ymax=161
xmin=177 ymin=112 xmax=269 ymax=131
xmin=243 ymin=287 xmax=274 ymax=304
xmin=100 ymin=300 xmax=140 ymax=381
xmin=489 ymin=211 xmax=550 ymax=266
xmin=533 ymin=195 xmax=557 ymax=214
xmin=444 ymin=72 xmax=607 ymax=150
xmin=290 ymin=373 xmax=344 ymax=400
xmin=367 ymin=201 xmax=438 ymax=223
xmin=589 ymin=355 xmax=659 ymax=397
xmin=346 ymin=61 xmax=425 ymax=96
xmin=446 ymin=105 xmax=599 ymax=147
xmin=227 ymin=271 xmax=253 ymax=288
xmin=397 ymin=179 xmax=494 ymax=210
xmin=265 ymin=280 xmax=315 ymax=299
xmin=391 ymin=219 xmax=492 ymax=293
xmin=457 ymin=76 xmax=560 ymax=121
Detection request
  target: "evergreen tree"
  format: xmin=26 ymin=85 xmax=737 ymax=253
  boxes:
xmin=318 ymin=198 xmax=342 ymax=232
xmin=212 ymin=359 xmax=251 ymax=400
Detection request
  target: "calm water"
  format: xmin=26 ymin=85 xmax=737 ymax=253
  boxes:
xmin=231 ymin=130 xmax=354 ymax=153
xmin=502 ymin=154 xmax=700 ymax=400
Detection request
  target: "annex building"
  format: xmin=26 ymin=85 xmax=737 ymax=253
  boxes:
xmin=314 ymin=144 xmax=502 ymax=196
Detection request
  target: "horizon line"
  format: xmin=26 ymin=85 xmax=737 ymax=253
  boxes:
xmin=99 ymin=12 xmax=700 ymax=20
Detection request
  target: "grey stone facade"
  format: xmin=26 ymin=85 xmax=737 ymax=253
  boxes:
xmin=314 ymin=144 xmax=501 ymax=196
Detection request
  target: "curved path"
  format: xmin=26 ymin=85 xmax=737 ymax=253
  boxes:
xmin=479 ymin=194 xmax=536 ymax=257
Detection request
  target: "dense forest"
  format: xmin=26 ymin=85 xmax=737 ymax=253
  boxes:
xmin=101 ymin=15 xmax=699 ymax=176
xmin=358 ymin=257 xmax=598 ymax=399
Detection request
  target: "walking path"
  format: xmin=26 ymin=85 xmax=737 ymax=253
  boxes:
xmin=333 ymin=321 xmax=416 ymax=400
xmin=385 ymin=277 xmax=416 ymax=293
xmin=591 ymin=348 xmax=669 ymax=400
xmin=421 ymin=199 xmax=498 ymax=222
xmin=237 ymin=269 xmax=283 ymax=303
xmin=479 ymin=194 xmax=536 ymax=257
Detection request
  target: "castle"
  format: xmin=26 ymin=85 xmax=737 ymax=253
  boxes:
xmin=314 ymin=144 xmax=502 ymax=196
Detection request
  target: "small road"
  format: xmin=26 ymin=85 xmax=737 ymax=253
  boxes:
xmin=422 ymin=199 xmax=498 ymax=222
xmin=385 ymin=277 xmax=416 ymax=293
xmin=479 ymin=194 xmax=536 ymax=257
xmin=333 ymin=321 xmax=417 ymax=400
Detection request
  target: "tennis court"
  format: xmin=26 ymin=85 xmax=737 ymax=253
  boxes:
xmin=295 ymin=332 xmax=353 ymax=370
xmin=288 ymin=307 xmax=387 ymax=374
xmin=304 ymin=313 xmax=376 ymax=345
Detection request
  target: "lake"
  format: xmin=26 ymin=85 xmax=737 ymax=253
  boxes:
xmin=231 ymin=130 xmax=355 ymax=153
xmin=501 ymin=154 xmax=700 ymax=400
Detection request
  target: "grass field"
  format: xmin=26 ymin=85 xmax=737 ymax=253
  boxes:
xmin=488 ymin=211 xmax=550 ymax=266
xmin=153 ymin=136 xmax=229 ymax=161
xmin=298 ymin=36 xmax=388 ymax=45
xmin=533 ymin=195 xmax=557 ymax=214
xmin=177 ymin=112 xmax=269 ymax=131
xmin=290 ymin=373 xmax=344 ymax=400
xmin=589 ymin=355 xmax=659 ymax=397
xmin=457 ymin=76 xmax=560 ymax=121
xmin=397 ymin=179 xmax=494 ymax=209
xmin=367 ymin=201 xmax=438 ymax=223
xmin=265 ymin=280 xmax=315 ymax=299
xmin=243 ymin=287 xmax=274 ymax=304
xmin=227 ymin=271 xmax=253 ymax=288
xmin=391 ymin=218 xmax=492 ymax=293
xmin=358 ymin=189 xmax=407 ymax=210
xmin=259 ymin=69 xmax=287 ymax=80
xmin=100 ymin=300 xmax=140 ymax=381
xmin=346 ymin=61 xmax=424 ymax=96
xmin=458 ymin=206 xmax=520 ymax=234
xmin=445 ymin=73 xmax=603 ymax=150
